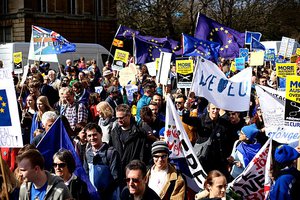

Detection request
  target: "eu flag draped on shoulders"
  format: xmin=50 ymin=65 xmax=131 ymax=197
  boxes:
xmin=32 ymin=25 xmax=76 ymax=55
xmin=36 ymin=117 xmax=100 ymax=200
xmin=194 ymin=13 xmax=245 ymax=59
xmin=182 ymin=33 xmax=221 ymax=62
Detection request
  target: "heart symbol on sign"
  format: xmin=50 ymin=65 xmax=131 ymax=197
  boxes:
xmin=217 ymin=78 xmax=228 ymax=93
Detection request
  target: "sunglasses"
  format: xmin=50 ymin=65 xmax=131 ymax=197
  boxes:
xmin=153 ymin=154 xmax=168 ymax=159
xmin=53 ymin=163 xmax=67 ymax=168
xmin=125 ymin=178 xmax=142 ymax=183
xmin=175 ymin=101 xmax=184 ymax=104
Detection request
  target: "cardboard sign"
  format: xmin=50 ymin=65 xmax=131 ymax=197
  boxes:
xmin=176 ymin=59 xmax=193 ymax=88
xmin=249 ymin=51 xmax=264 ymax=66
xmin=145 ymin=62 xmax=157 ymax=77
xmin=276 ymin=63 xmax=297 ymax=78
xmin=119 ymin=67 xmax=136 ymax=87
xmin=156 ymin=52 xmax=172 ymax=85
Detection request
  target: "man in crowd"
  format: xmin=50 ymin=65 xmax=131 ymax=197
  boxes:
xmin=18 ymin=149 xmax=71 ymax=199
xmin=121 ymin=160 xmax=160 ymax=200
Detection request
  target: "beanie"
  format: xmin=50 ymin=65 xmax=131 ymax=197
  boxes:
xmin=151 ymin=141 xmax=170 ymax=155
xmin=275 ymin=145 xmax=300 ymax=164
xmin=241 ymin=124 xmax=259 ymax=142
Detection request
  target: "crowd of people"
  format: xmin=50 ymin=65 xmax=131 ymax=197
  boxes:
xmin=0 ymin=55 xmax=299 ymax=200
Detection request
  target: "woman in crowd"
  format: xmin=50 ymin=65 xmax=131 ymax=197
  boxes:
xmin=89 ymin=92 xmax=101 ymax=123
xmin=195 ymin=170 xmax=227 ymax=200
xmin=96 ymin=101 xmax=116 ymax=144
xmin=0 ymin=157 xmax=19 ymax=200
xmin=19 ymin=94 xmax=37 ymax=145
xmin=53 ymin=149 xmax=90 ymax=200
xmin=30 ymin=95 xmax=54 ymax=142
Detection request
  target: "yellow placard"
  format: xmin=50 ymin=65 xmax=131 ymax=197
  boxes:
xmin=176 ymin=60 xmax=193 ymax=75
xmin=296 ymin=48 xmax=300 ymax=56
xmin=13 ymin=52 xmax=22 ymax=64
xmin=230 ymin=61 xmax=236 ymax=72
xmin=285 ymin=76 xmax=300 ymax=103
xmin=249 ymin=51 xmax=264 ymax=66
xmin=155 ymin=58 xmax=160 ymax=71
xmin=276 ymin=63 xmax=297 ymax=78
xmin=114 ymin=49 xmax=129 ymax=63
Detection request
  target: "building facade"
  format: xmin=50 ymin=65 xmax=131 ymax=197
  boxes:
xmin=0 ymin=0 xmax=117 ymax=49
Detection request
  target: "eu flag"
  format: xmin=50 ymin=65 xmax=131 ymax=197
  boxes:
xmin=32 ymin=25 xmax=76 ymax=55
xmin=251 ymin=37 xmax=265 ymax=51
xmin=36 ymin=117 xmax=100 ymax=199
xmin=0 ymin=90 xmax=12 ymax=126
xmin=182 ymin=33 xmax=221 ymax=62
xmin=115 ymin=25 xmax=140 ymax=39
xmin=194 ymin=14 xmax=245 ymax=59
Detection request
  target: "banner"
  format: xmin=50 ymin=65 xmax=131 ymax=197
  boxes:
xmin=230 ymin=138 xmax=271 ymax=200
xmin=285 ymin=75 xmax=300 ymax=124
xmin=0 ymin=69 xmax=23 ymax=147
xmin=32 ymin=25 xmax=76 ymax=55
xmin=276 ymin=63 xmax=297 ymax=78
xmin=255 ymin=85 xmax=299 ymax=144
xmin=165 ymin=96 xmax=206 ymax=188
xmin=249 ymin=51 xmax=264 ymax=66
xmin=176 ymin=59 xmax=194 ymax=88
xmin=112 ymin=49 xmax=129 ymax=71
xmin=13 ymin=52 xmax=22 ymax=74
xmin=191 ymin=58 xmax=252 ymax=111
xmin=156 ymin=52 xmax=172 ymax=85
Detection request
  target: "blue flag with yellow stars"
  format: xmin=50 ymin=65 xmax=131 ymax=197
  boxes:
xmin=0 ymin=89 xmax=12 ymax=126
xmin=194 ymin=14 xmax=245 ymax=59
xmin=182 ymin=33 xmax=221 ymax=63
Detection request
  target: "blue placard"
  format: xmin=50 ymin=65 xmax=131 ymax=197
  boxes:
xmin=235 ymin=57 xmax=245 ymax=71
xmin=239 ymin=48 xmax=249 ymax=62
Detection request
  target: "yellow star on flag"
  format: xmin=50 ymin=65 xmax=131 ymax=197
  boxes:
xmin=220 ymin=27 xmax=224 ymax=31
xmin=220 ymin=47 xmax=224 ymax=51
xmin=224 ymin=30 xmax=229 ymax=34
xmin=0 ymin=108 xmax=4 ymax=113
xmin=228 ymin=40 xmax=232 ymax=44
xmin=225 ymin=45 xmax=229 ymax=48
xmin=1 ymin=102 xmax=6 ymax=107
xmin=215 ymin=28 xmax=219 ymax=31
xmin=0 ymin=96 xmax=2 ymax=101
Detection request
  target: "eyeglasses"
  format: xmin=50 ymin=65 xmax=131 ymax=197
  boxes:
xmin=125 ymin=178 xmax=142 ymax=183
xmin=153 ymin=154 xmax=168 ymax=159
xmin=175 ymin=101 xmax=184 ymax=104
xmin=116 ymin=115 xmax=127 ymax=120
xmin=53 ymin=162 xmax=67 ymax=168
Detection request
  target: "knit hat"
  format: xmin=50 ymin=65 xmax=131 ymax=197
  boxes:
xmin=275 ymin=145 xmax=300 ymax=164
xmin=241 ymin=124 xmax=259 ymax=142
xmin=151 ymin=141 xmax=169 ymax=155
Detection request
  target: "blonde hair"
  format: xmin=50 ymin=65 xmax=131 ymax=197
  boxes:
xmin=36 ymin=96 xmax=54 ymax=120
xmin=0 ymin=157 xmax=19 ymax=198
xmin=96 ymin=102 xmax=114 ymax=119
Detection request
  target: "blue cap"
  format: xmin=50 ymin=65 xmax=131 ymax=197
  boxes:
xmin=275 ymin=145 xmax=300 ymax=164
xmin=241 ymin=124 xmax=259 ymax=142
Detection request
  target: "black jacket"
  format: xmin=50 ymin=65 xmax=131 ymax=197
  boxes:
xmin=110 ymin=121 xmax=148 ymax=174
xmin=120 ymin=186 xmax=161 ymax=200
xmin=68 ymin=175 xmax=90 ymax=200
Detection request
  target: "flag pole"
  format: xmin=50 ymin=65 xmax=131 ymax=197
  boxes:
xmin=107 ymin=25 xmax=122 ymax=62
xmin=0 ymin=155 xmax=10 ymax=200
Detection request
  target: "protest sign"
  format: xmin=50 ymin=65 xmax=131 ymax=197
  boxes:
xmin=230 ymin=138 xmax=271 ymax=200
xmin=0 ymin=68 xmax=23 ymax=147
xmin=176 ymin=59 xmax=193 ymax=88
xmin=119 ymin=66 xmax=136 ymax=87
xmin=256 ymin=85 xmax=299 ymax=144
xmin=230 ymin=60 xmax=236 ymax=72
xmin=165 ymin=96 xmax=206 ymax=189
xmin=94 ymin=86 xmax=103 ymax=95
xmin=191 ymin=58 xmax=252 ymax=111
xmin=13 ymin=52 xmax=22 ymax=74
xmin=112 ymin=49 xmax=129 ymax=71
xmin=145 ymin=61 xmax=157 ymax=77
xmin=20 ymin=64 xmax=29 ymax=85
xmin=124 ymin=84 xmax=138 ymax=103
xmin=276 ymin=63 xmax=297 ymax=78
xmin=156 ymin=52 xmax=172 ymax=85
xmin=296 ymin=48 xmax=300 ymax=56
xmin=284 ymin=76 xmax=300 ymax=123
xmin=278 ymin=36 xmax=295 ymax=58
xmin=239 ymin=48 xmax=249 ymax=62
xmin=249 ymin=51 xmax=264 ymax=66
xmin=155 ymin=58 xmax=160 ymax=71
xmin=235 ymin=57 xmax=245 ymax=71
xmin=264 ymin=49 xmax=275 ymax=62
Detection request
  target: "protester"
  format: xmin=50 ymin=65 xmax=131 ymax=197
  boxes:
xmin=72 ymin=122 xmax=88 ymax=164
xmin=121 ymin=160 xmax=161 ymax=200
xmin=83 ymin=123 xmax=122 ymax=200
xmin=0 ymin=157 xmax=19 ymax=200
xmin=53 ymin=149 xmax=90 ymax=200
xmin=269 ymin=145 xmax=300 ymax=199
xmin=17 ymin=149 xmax=71 ymax=199
xmin=195 ymin=170 xmax=227 ymax=200
xmin=146 ymin=141 xmax=186 ymax=199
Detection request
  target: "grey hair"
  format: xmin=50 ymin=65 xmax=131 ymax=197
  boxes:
xmin=41 ymin=111 xmax=58 ymax=126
